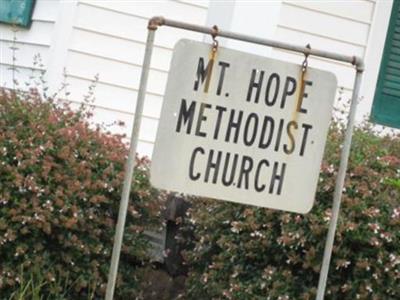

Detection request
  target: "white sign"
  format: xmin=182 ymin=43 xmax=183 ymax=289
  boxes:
xmin=151 ymin=39 xmax=337 ymax=213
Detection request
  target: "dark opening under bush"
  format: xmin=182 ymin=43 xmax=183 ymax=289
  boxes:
xmin=0 ymin=88 xmax=164 ymax=299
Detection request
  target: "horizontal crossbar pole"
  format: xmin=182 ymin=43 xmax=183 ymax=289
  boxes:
xmin=148 ymin=16 xmax=364 ymax=71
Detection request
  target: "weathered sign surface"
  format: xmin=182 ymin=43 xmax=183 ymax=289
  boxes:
xmin=151 ymin=39 xmax=337 ymax=213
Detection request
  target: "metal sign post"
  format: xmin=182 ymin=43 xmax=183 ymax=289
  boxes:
xmin=105 ymin=26 xmax=156 ymax=300
xmin=105 ymin=16 xmax=364 ymax=299
xmin=316 ymin=69 xmax=363 ymax=300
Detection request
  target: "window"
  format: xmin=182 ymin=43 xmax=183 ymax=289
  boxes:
xmin=371 ymin=0 xmax=400 ymax=129
xmin=0 ymin=0 xmax=36 ymax=28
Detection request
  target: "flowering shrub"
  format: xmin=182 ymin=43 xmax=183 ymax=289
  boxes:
xmin=0 ymin=88 xmax=164 ymax=299
xmin=181 ymin=124 xmax=400 ymax=299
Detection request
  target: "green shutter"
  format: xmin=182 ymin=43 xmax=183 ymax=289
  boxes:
xmin=371 ymin=0 xmax=400 ymax=129
xmin=0 ymin=0 xmax=36 ymax=28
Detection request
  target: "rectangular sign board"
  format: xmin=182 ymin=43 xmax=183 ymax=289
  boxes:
xmin=151 ymin=39 xmax=337 ymax=213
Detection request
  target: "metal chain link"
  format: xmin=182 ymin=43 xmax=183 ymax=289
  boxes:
xmin=302 ymin=44 xmax=311 ymax=72
xmin=211 ymin=25 xmax=219 ymax=52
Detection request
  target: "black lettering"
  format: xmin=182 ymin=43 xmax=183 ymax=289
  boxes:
xmin=297 ymin=80 xmax=313 ymax=114
xmin=237 ymin=156 xmax=253 ymax=189
xmin=213 ymin=105 xmax=227 ymax=139
xmin=225 ymin=109 xmax=243 ymax=143
xmin=243 ymin=113 xmax=259 ymax=146
xmin=176 ymin=99 xmax=196 ymax=134
xmin=299 ymin=123 xmax=312 ymax=156
xmin=217 ymin=61 xmax=230 ymax=96
xmin=205 ymin=150 xmax=222 ymax=184
xmin=269 ymin=162 xmax=286 ymax=195
xmin=265 ymin=73 xmax=280 ymax=106
xmin=259 ymin=116 xmax=275 ymax=149
xmin=283 ymin=121 xmax=298 ymax=154
xmin=189 ymin=147 xmax=204 ymax=181
xmin=274 ymin=118 xmax=285 ymax=152
xmin=246 ymin=69 xmax=264 ymax=103
xmin=222 ymin=152 xmax=238 ymax=186
xmin=281 ymin=76 xmax=296 ymax=109
xmin=194 ymin=57 xmax=212 ymax=92
xmin=195 ymin=103 xmax=211 ymax=137
xmin=255 ymin=159 xmax=269 ymax=192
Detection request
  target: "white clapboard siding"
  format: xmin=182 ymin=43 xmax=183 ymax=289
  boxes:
xmin=0 ymin=65 xmax=45 ymax=89
xmin=273 ymin=0 xmax=375 ymax=111
xmin=279 ymin=4 xmax=370 ymax=46
xmin=175 ymin=0 xmax=209 ymax=9
xmin=271 ymin=50 xmax=357 ymax=90
xmin=0 ymin=0 xmax=59 ymax=88
xmin=73 ymin=3 xmax=204 ymax=50
xmin=65 ymin=76 xmax=163 ymax=119
xmin=283 ymin=0 xmax=374 ymax=24
xmin=0 ymin=41 xmax=49 ymax=69
xmin=87 ymin=105 xmax=159 ymax=155
xmin=276 ymin=26 xmax=365 ymax=59
xmin=79 ymin=0 xmax=207 ymax=24
xmin=61 ymin=0 xmax=209 ymax=157
xmin=0 ymin=21 xmax=54 ymax=46
xmin=31 ymin=0 xmax=59 ymax=23
xmin=66 ymin=51 xmax=168 ymax=95
xmin=69 ymin=28 xmax=173 ymax=72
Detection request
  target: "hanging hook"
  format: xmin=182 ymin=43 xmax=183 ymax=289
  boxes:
xmin=302 ymin=44 xmax=311 ymax=72
xmin=211 ymin=25 xmax=219 ymax=52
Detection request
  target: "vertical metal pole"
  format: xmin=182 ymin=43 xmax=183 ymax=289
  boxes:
xmin=105 ymin=28 xmax=156 ymax=300
xmin=316 ymin=69 xmax=364 ymax=300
